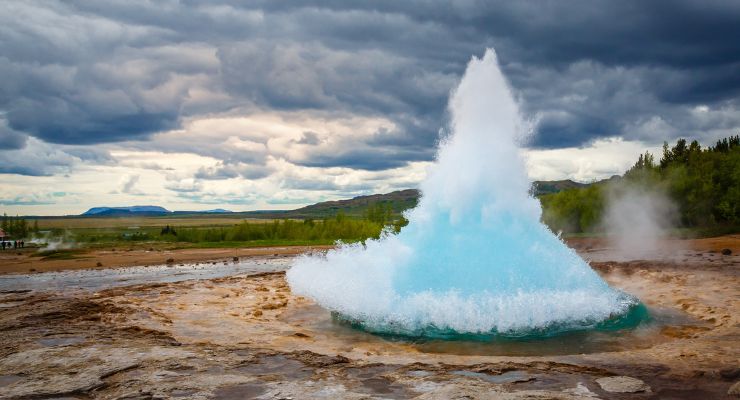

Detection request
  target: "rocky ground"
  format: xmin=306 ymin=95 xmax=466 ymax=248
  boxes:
xmin=0 ymin=239 xmax=738 ymax=399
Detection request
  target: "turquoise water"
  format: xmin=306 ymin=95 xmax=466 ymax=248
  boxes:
xmin=332 ymin=302 xmax=650 ymax=341
xmin=287 ymin=49 xmax=646 ymax=338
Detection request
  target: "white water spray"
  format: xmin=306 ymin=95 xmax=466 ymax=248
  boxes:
xmin=287 ymin=49 xmax=638 ymax=336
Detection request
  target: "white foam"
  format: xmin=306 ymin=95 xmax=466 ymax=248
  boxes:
xmin=287 ymin=49 xmax=636 ymax=335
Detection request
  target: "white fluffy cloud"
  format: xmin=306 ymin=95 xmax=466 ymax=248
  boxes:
xmin=524 ymin=138 xmax=663 ymax=182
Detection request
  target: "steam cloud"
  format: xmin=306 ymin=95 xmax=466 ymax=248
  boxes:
xmin=603 ymin=185 xmax=678 ymax=259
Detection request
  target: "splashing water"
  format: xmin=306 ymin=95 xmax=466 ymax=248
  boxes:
xmin=287 ymin=49 xmax=642 ymax=338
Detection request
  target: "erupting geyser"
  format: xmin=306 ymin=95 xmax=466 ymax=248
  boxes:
xmin=287 ymin=49 xmax=643 ymax=338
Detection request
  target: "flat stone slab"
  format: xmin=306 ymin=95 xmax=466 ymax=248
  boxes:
xmin=728 ymin=381 xmax=740 ymax=397
xmin=595 ymin=376 xmax=651 ymax=393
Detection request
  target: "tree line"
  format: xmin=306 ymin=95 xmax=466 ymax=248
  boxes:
xmin=540 ymin=135 xmax=740 ymax=234
xmin=1 ymin=214 xmax=39 ymax=238
xmin=160 ymin=207 xmax=408 ymax=244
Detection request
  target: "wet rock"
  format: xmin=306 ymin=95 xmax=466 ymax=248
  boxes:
xmin=0 ymin=348 xmax=142 ymax=398
xmin=729 ymin=381 xmax=740 ymax=396
xmin=290 ymin=350 xmax=349 ymax=367
xmin=563 ymin=382 xmax=599 ymax=398
xmin=166 ymin=258 xmax=175 ymax=264
xmin=721 ymin=368 xmax=740 ymax=380
xmin=452 ymin=370 xmax=534 ymax=384
xmin=261 ymin=301 xmax=288 ymax=310
xmin=213 ymin=383 xmax=266 ymax=399
xmin=413 ymin=381 xmax=591 ymax=400
xmin=233 ymin=256 xmax=239 ymax=261
xmin=96 ymin=262 xmax=103 ymax=267
xmin=721 ymin=248 xmax=732 ymax=255
xmin=596 ymin=376 xmax=650 ymax=393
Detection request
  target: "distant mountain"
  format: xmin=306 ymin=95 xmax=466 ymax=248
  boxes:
xmin=201 ymin=209 xmax=232 ymax=213
xmin=285 ymin=189 xmax=420 ymax=219
xmin=82 ymin=206 xmax=170 ymax=216
xmin=77 ymin=180 xmax=603 ymax=219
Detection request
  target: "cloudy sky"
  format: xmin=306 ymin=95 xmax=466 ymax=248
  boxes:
xmin=1 ymin=1 xmax=738 ymax=215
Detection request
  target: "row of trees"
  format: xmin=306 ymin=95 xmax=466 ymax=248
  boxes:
xmin=363 ymin=202 xmax=409 ymax=232
xmin=1 ymin=214 xmax=38 ymax=238
xmin=540 ymin=135 xmax=740 ymax=233
xmin=164 ymin=212 xmax=398 ymax=244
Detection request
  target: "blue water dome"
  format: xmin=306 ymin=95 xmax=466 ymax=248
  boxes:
xmin=287 ymin=49 xmax=645 ymax=339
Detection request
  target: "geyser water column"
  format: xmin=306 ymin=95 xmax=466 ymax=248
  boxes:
xmin=287 ymin=49 xmax=643 ymax=338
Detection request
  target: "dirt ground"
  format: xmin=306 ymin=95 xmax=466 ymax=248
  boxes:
xmin=0 ymin=245 xmax=333 ymax=275
xmin=0 ymin=237 xmax=738 ymax=399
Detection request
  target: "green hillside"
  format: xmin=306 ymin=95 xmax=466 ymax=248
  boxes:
xmin=285 ymin=189 xmax=420 ymax=218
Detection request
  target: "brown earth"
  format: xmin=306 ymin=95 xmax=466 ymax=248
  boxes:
xmin=567 ymin=234 xmax=739 ymax=254
xmin=0 ymin=245 xmax=333 ymax=275
xmin=0 ymin=237 xmax=738 ymax=399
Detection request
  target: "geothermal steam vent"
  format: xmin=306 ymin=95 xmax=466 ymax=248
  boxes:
xmin=287 ymin=49 xmax=641 ymax=337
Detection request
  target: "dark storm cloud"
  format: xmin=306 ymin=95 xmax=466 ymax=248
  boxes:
xmin=297 ymin=152 xmax=408 ymax=171
xmin=195 ymin=162 xmax=274 ymax=180
xmin=0 ymin=120 xmax=28 ymax=150
xmin=1 ymin=0 xmax=739 ymax=172
xmin=0 ymin=139 xmax=79 ymax=176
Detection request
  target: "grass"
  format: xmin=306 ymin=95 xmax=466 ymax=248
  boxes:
xmin=23 ymin=211 xmax=737 ymax=254
xmin=35 ymin=249 xmax=89 ymax=260
xmin=30 ymin=216 xmax=282 ymax=230
xmin=179 ymin=239 xmax=338 ymax=249
xmin=24 ymin=215 xmax=389 ymax=252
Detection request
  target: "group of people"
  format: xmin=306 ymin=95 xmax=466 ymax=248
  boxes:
xmin=1 ymin=240 xmax=24 ymax=250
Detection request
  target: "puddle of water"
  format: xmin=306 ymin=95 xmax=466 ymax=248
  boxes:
xmin=236 ymin=355 xmax=312 ymax=380
xmin=358 ymin=376 xmax=413 ymax=399
xmin=40 ymin=398 xmax=86 ymax=400
xmin=0 ymin=374 xmax=23 ymax=387
xmin=37 ymin=336 xmax=85 ymax=347
xmin=406 ymin=370 xmax=434 ymax=378
xmin=171 ymin=389 xmax=198 ymax=397
xmin=452 ymin=370 xmax=534 ymax=384
xmin=346 ymin=364 xmax=414 ymax=398
xmin=212 ymin=383 xmax=266 ymax=400
xmin=0 ymin=301 xmax=25 ymax=308
xmin=649 ymin=388 xmax=721 ymax=399
xmin=345 ymin=364 xmax=398 ymax=379
xmin=399 ymin=309 xmax=701 ymax=356
xmin=0 ymin=257 xmax=292 ymax=292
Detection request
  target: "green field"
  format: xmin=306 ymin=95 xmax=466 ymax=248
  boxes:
xmin=32 ymin=216 xmax=279 ymax=230
xmin=6 ymin=203 xmax=408 ymax=250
